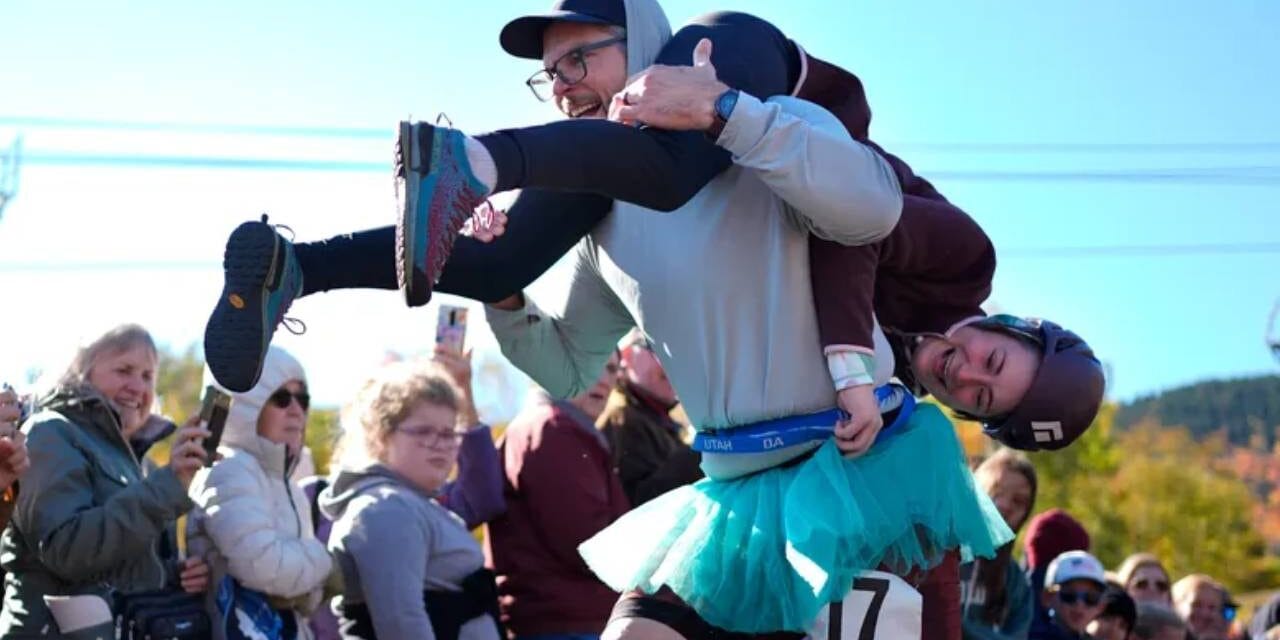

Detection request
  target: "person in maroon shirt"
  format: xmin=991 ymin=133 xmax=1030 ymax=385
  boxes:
xmin=484 ymin=354 xmax=629 ymax=639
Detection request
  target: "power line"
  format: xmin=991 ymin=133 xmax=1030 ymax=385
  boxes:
xmin=6 ymin=116 xmax=1280 ymax=154
xmin=20 ymin=151 xmax=1280 ymax=185
xmin=3 ymin=242 xmax=1278 ymax=273
xmin=1001 ymin=242 xmax=1280 ymax=258
xmin=0 ymin=116 xmax=390 ymax=140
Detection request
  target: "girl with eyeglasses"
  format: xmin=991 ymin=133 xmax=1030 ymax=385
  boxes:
xmin=187 ymin=345 xmax=336 ymax=639
xmin=1115 ymin=553 xmax=1172 ymax=607
xmin=321 ymin=360 xmax=502 ymax=640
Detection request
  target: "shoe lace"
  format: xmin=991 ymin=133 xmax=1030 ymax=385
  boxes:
xmin=258 ymin=213 xmax=306 ymax=335
xmin=281 ymin=317 xmax=307 ymax=336
xmin=430 ymin=114 xmax=497 ymax=231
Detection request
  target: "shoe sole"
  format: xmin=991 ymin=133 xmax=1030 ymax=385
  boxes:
xmin=204 ymin=222 xmax=283 ymax=392
xmin=396 ymin=121 xmax=433 ymax=307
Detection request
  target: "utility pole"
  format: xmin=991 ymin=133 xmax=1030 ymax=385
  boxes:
xmin=0 ymin=135 xmax=21 ymax=221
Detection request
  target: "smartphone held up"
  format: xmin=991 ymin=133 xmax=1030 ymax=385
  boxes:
xmin=436 ymin=305 xmax=469 ymax=354
xmin=198 ymin=386 xmax=232 ymax=466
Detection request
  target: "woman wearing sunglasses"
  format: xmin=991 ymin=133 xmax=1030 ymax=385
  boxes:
xmin=1115 ymin=553 xmax=1172 ymax=607
xmin=187 ymin=345 xmax=335 ymax=639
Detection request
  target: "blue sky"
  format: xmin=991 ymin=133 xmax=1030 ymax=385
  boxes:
xmin=1 ymin=0 xmax=1278 ymax=419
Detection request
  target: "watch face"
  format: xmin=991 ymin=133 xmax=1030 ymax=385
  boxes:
xmin=717 ymin=90 xmax=739 ymax=120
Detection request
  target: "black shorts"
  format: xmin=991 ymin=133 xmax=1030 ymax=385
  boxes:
xmin=609 ymin=588 xmax=808 ymax=640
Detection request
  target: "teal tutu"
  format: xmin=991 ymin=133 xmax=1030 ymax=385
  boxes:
xmin=578 ymin=403 xmax=1013 ymax=632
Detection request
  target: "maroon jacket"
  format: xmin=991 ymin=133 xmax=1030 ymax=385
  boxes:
xmin=797 ymin=55 xmax=996 ymax=390
xmin=483 ymin=397 xmax=630 ymax=635
xmin=796 ymin=53 xmax=993 ymax=640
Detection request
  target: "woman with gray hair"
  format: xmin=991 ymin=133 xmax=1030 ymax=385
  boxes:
xmin=0 ymin=323 xmax=211 ymax=636
xmin=320 ymin=360 xmax=501 ymax=640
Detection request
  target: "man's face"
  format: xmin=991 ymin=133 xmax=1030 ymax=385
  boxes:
xmin=623 ymin=344 xmax=677 ymax=406
xmin=911 ymin=325 xmax=1039 ymax=418
xmin=572 ymin=351 xmax=622 ymax=421
xmin=541 ymin=22 xmax=628 ymax=119
xmin=1044 ymin=579 xmax=1106 ymax=633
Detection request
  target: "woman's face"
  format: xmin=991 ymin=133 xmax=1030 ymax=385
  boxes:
xmin=1179 ymin=585 xmax=1229 ymax=640
xmin=1127 ymin=565 xmax=1171 ymax=605
xmin=978 ymin=465 xmax=1033 ymax=530
xmin=381 ymin=401 xmax=462 ymax=494
xmin=86 ymin=344 xmax=157 ymax=438
xmin=256 ymin=380 xmax=308 ymax=455
xmin=910 ymin=325 xmax=1040 ymax=417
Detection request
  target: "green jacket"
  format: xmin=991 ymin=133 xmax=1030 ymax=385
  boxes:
xmin=0 ymin=385 xmax=193 ymax=638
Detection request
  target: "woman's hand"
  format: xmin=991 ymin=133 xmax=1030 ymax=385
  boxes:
xmin=179 ymin=556 xmax=210 ymax=594
xmin=432 ymin=347 xmax=479 ymax=427
xmin=166 ymin=415 xmax=210 ymax=490
xmin=834 ymin=385 xmax=884 ymax=458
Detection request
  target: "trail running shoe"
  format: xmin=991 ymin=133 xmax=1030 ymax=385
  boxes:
xmin=395 ymin=120 xmax=488 ymax=307
xmin=203 ymin=215 xmax=304 ymax=392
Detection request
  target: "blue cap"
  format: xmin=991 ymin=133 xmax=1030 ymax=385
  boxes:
xmin=500 ymin=0 xmax=627 ymax=60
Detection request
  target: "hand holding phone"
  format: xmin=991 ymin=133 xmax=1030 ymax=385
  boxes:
xmin=198 ymin=386 xmax=232 ymax=467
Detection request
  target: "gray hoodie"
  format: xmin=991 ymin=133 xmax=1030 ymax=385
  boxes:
xmin=319 ymin=465 xmax=498 ymax=640
xmin=486 ymin=0 xmax=903 ymax=479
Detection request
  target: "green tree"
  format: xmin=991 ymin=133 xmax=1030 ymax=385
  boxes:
xmin=1019 ymin=404 xmax=1280 ymax=593
xmin=305 ymin=408 xmax=342 ymax=477
xmin=148 ymin=342 xmax=344 ymax=475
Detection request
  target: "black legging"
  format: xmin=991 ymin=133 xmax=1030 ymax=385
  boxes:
xmin=296 ymin=12 xmax=799 ymax=302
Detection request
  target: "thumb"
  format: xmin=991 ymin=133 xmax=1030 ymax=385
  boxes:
xmin=692 ymin=38 xmax=713 ymax=69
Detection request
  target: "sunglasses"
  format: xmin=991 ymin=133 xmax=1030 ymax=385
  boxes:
xmin=1133 ymin=578 xmax=1169 ymax=592
xmin=268 ymin=389 xmax=310 ymax=411
xmin=1057 ymin=590 xmax=1102 ymax=606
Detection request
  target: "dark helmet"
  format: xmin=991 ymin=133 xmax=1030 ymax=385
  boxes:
xmin=974 ymin=315 xmax=1105 ymax=451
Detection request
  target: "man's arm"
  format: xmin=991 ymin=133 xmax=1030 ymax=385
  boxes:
xmin=609 ymin=40 xmax=901 ymax=246
xmin=485 ymin=240 xmax=635 ymax=400
xmin=717 ymin=93 xmax=902 ymax=246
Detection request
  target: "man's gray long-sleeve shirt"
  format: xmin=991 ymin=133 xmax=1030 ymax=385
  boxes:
xmin=487 ymin=93 xmax=902 ymax=478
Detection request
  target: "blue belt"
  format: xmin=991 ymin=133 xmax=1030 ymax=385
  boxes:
xmin=692 ymin=385 xmax=916 ymax=454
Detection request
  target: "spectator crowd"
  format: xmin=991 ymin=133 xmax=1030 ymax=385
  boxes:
xmin=0 ymin=323 xmax=1275 ymax=639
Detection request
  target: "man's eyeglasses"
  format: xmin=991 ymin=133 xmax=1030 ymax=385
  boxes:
xmin=1132 ymin=578 xmax=1169 ymax=593
xmin=1056 ymin=590 xmax=1102 ymax=607
xmin=268 ymin=389 xmax=310 ymax=412
xmin=526 ymin=35 xmax=625 ymax=102
xmin=396 ymin=424 xmax=468 ymax=447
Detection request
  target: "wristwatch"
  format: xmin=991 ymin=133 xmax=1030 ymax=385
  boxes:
xmin=706 ymin=88 xmax=739 ymax=141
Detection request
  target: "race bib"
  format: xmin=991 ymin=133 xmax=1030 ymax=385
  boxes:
xmin=806 ymin=571 xmax=922 ymax=640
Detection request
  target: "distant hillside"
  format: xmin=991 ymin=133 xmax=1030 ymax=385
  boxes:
xmin=1116 ymin=375 xmax=1280 ymax=450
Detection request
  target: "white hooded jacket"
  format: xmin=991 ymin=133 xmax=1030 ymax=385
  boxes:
xmin=187 ymin=346 xmax=332 ymax=636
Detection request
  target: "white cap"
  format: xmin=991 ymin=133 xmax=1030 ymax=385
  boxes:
xmin=1046 ymin=550 xmax=1107 ymax=588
